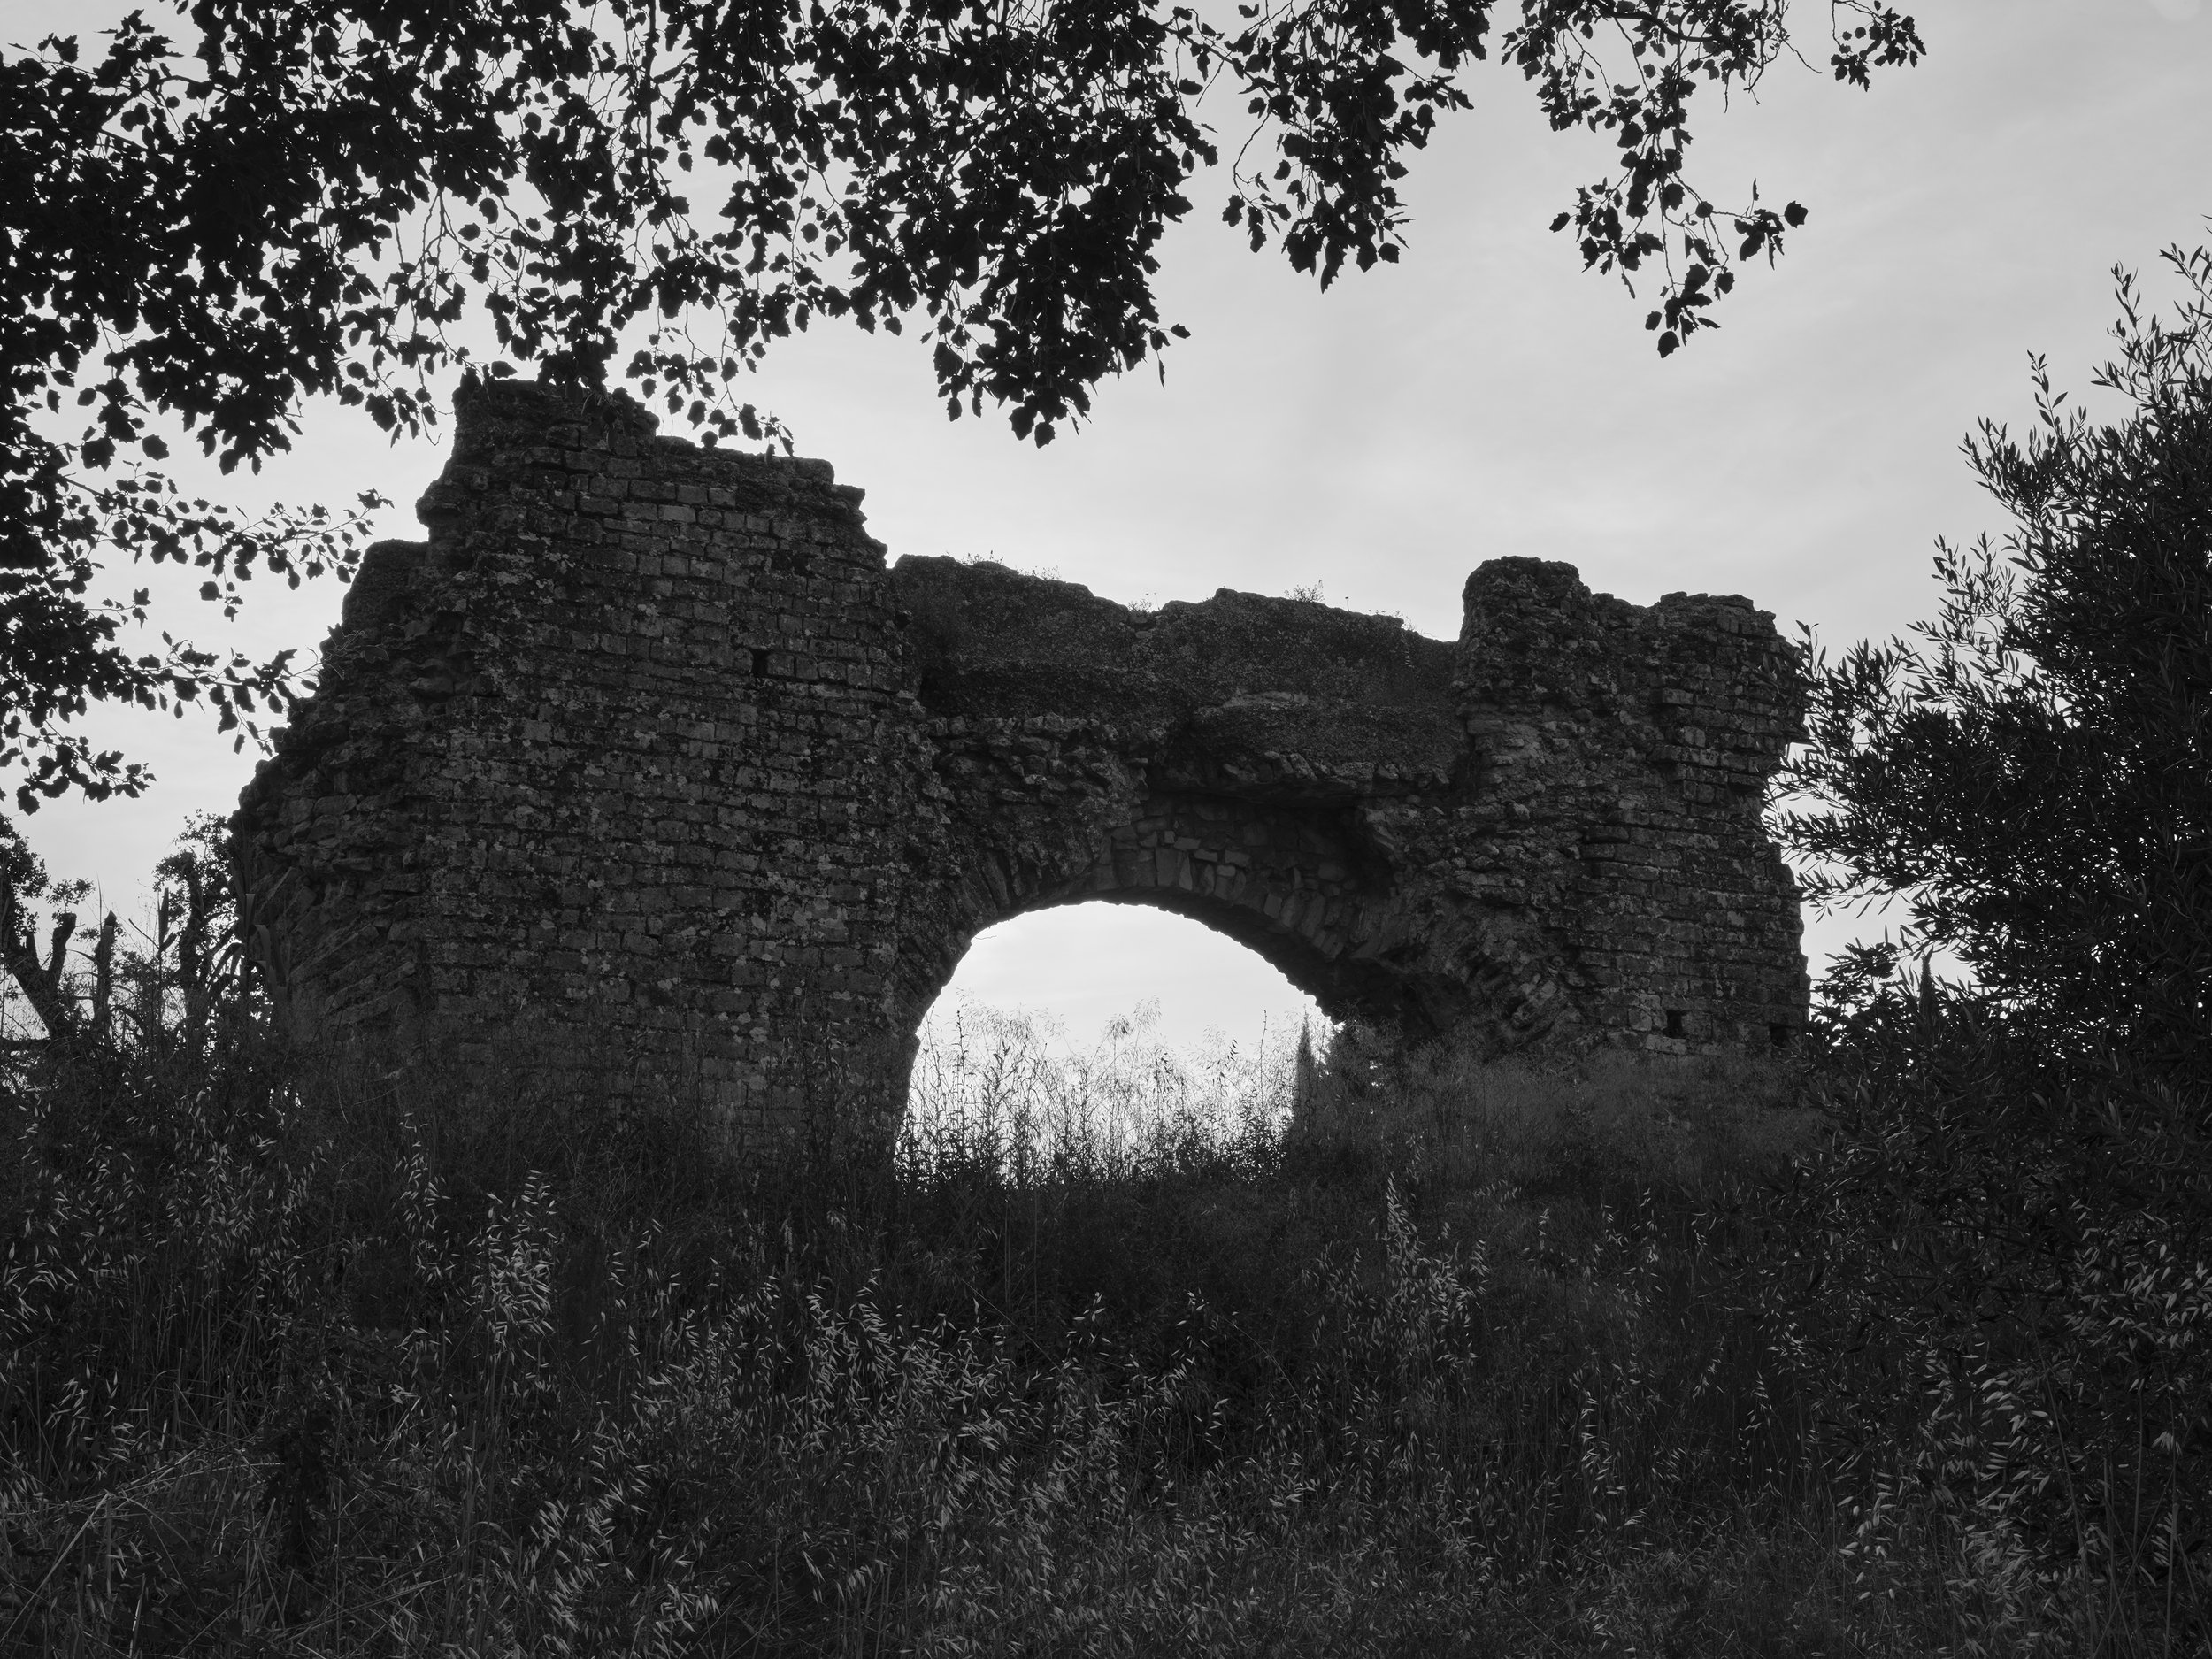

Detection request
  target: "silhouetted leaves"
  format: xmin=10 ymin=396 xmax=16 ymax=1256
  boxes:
xmin=1777 ymin=238 xmax=2212 ymax=1081
xmin=3 ymin=3 xmax=1924 ymax=809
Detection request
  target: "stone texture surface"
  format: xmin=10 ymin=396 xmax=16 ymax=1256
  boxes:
xmin=233 ymin=379 xmax=1809 ymax=1150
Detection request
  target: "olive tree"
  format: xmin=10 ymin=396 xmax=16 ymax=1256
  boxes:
xmin=1777 ymin=237 xmax=2212 ymax=1079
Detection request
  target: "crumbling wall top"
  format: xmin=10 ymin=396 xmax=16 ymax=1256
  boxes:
xmin=893 ymin=555 xmax=1462 ymax=781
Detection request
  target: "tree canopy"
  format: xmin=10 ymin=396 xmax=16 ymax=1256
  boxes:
xmin=3 ymin=0 xmax=1923 ymax=810
xmin=1777 ymin=238 xmax=2212 ymax=1079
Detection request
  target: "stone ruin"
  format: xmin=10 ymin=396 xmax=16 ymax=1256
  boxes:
xmin=232 ymin=378 xmax=1809 ymax=1152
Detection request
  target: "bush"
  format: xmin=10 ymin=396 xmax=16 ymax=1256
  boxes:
xmin=1762 ymin=235 xmax=2212 ymax=1651
xmin=1740 ymin=972 xmax=2212 ymax=1652
xmin=8 ymin=950 xmax=1974 ymax=1655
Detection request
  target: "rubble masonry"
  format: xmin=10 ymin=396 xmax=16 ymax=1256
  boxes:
xmin=233 ymin=380 xmax=1809 ymax=1150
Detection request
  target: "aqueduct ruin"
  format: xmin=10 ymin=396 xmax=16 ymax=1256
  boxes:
xmin=233 ymin=378 xmax=1809 ymax=1150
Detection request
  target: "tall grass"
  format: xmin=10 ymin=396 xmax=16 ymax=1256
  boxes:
xmin=903 ymin=996 xmax=1298 ymax=1179
xmin=2 ymin=968 xmax=2205 ymax=1654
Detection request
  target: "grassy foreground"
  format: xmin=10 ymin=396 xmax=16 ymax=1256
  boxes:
xmin=2 ymin=989 xmax=2206 ymax=1655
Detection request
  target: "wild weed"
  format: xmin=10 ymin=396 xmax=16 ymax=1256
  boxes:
xmin=3 ymin=930 xmax=2202 ymax=1651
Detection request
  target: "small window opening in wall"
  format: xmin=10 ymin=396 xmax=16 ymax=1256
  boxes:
xmin=1663 ymin=1010 xmax=1686 ymax=1039
xmin=1769 ymin=1022 xmax=1793 ymax=1048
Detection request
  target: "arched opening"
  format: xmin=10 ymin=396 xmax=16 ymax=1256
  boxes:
xmin=907 ymin=903 xmax=1333 ymax=1161
xmin=895 ymin=787 xmax=1482 ymax=1051
xmin=933 ymin=904 xmax=1325 ymax=1056
xmin=886 ymin=773 xmax=1571 ymax=1155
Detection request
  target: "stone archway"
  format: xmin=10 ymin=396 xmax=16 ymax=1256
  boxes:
xmin=234 ymin=379 xmax=1809 ymax=1156
xmin=872 ymin=553 xmax=1647 ymax=1118
xmin=900 ymin=791 xmax=1431 ymax=1098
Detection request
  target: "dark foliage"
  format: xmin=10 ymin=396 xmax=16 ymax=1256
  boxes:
xmin=1776 ymin=240 xmax=2212 ymax=1081
xmin=2 ymin=1 xmax=1923 ymax=809
xmin=1758 ymin=974 xmax=2212 ymax=1645
xmin=1758 ymin=238 xmax=2212 ymax=1644
xmin=7 ymin=833 xmax=2200 ymax=1646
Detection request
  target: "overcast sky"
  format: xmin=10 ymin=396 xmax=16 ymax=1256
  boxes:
xmin=7 ymin=0 xmax=2210 ymax=1057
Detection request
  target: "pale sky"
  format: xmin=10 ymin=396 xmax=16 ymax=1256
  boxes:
xmin=7 ymin=0 xmax=2210 ymax=1056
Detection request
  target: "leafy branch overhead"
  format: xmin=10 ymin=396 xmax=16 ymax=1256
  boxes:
xmin=2 ymin=0 xmax=1922 ymax=809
